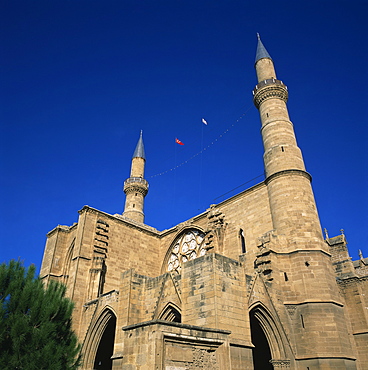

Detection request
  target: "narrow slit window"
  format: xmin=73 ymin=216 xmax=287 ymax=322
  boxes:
xmin=239 ymin=229 xmax=246 ymax=253
xmin=284 ymin=272 xmax=288 ymax=281
xmin=301 ymin=314 xmax=305 ymax=328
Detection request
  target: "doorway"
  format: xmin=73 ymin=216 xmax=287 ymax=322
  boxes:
xmin=93 ymin=314 xmax=116 ymax=370
xmin=250 ymin=309 xmax=273 ymax=370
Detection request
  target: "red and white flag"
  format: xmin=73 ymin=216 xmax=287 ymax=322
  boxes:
xmin=175 ymin=138 xmax=184 ymax=145
xmin=202 ymin=118 xmax=208 ymax=125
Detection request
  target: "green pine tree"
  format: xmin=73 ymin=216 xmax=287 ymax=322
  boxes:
xmin=0 ymin=260 xmax=81 ymax=369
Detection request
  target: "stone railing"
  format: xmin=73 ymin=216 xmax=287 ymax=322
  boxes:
xmin=253 ymin=79 xmax=288 ymax=108
xmin=124 ymin=177 xmax=149 ymax=188
xmin=252 ymin=78 xmax=287 ymax=95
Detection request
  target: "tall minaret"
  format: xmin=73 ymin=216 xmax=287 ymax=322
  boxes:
xmin=123 ymin=131 xmax=148 ymax=223
xmin=253 ymin=35 xmax=356 ymax=367
xmin=253 ymin=34 xmax=323 ymax=250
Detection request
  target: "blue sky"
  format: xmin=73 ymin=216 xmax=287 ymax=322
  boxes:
xmin=1 ymin=0 xmax=367 ymax=271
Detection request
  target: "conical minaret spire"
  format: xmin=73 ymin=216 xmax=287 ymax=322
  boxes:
xmin=133 ymin=130 xmax=145 ymax=160
xmin=254 ymin=33 xmax=277 ymax=82
xmin=255 ymin=33 xmax=272 ymax=63
xmin=123 ymin=131 xmax=149 ymax=223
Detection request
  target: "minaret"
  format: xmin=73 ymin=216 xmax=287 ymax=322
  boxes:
xmin=253 ymin=34 xmax=323 ymax=250
xmin=253 ymin=35 xmax=356 ymax=367
xmin=123 ymin=131 xmax=148 ymax=223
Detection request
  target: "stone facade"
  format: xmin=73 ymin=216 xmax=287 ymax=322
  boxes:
xmin=40 ymin=38 xmax=367 ymax=369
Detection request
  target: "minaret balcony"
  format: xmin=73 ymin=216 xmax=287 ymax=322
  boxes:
xmin=123 ymin=177 xmax=149 ymax=195
xmin=124 ymin=177 xmax=149 ymax=187
xmin=253 ymin=78 xmax=287 ymax=93
xmin=253 ymin=78 xmax=288 ymax=108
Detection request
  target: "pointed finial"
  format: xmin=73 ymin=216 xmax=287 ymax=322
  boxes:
xmin=340 ymin=228 xmax=345 ymax=236
xmin=257 ymin=32 xmax=261 ymax=41
xmin=359 ymin=249 xmax=364 ymax=260
xmin=132 ymin=131 xmax=146 ymax=159
xmin=324 ymin=228 xmax=329 ymax=240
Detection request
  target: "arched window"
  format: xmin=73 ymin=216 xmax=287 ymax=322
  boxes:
xmin=166 ymin=229 xmax=206 ymax=274
xmin=239 ymin=229 xmax=246 ymax=254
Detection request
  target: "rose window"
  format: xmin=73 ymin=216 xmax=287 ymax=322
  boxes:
xmin=167 ymin=230 xmax=206 ymax=273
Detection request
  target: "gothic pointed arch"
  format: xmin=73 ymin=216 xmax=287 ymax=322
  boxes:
xmin=63 ymin=238 xmax=75 ymax=285
xmin=158 ymin=302 xmax=181 ymax=323
xmin=162 ymin=227 xmax=207 ymax=274
xmin=82 ymin=307 xmax=117 ymax=370
xmin=249 ymin=303 xmax=291 ymax=369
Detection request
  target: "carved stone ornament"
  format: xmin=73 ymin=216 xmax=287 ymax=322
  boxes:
xmin=191 ymin=348 xmax=218 ymax=369
xmin=270 ymin=359 xmax=291 ymax=368
xmin=179 ymin=348 xmax=218 ymax=370
xmin=254 ymin=234 xmax=273 ymax=281
xmin=285 ymin=305 xmax=297 ymax=317
xmin=206 ymin=205 xmax=227 ymax=250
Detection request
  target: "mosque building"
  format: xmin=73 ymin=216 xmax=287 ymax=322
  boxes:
xmin=40 ymin=36 xmax=368 ymax=369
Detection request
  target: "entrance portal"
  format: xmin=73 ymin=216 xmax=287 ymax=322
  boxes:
xmin=250 ymin=309 xmax=273 ymax=370
xmin=93 ymin=314 xmax=116 ymax=370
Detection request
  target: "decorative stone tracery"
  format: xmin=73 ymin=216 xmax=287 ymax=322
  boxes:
xmin=167 ymin=229 xmax=206 ymax=273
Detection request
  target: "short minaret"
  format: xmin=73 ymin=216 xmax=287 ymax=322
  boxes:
xmin=253 ymin=34 xmax=323 ymax=249
xmin=123 ymin=131 xmax=149 ymax=223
